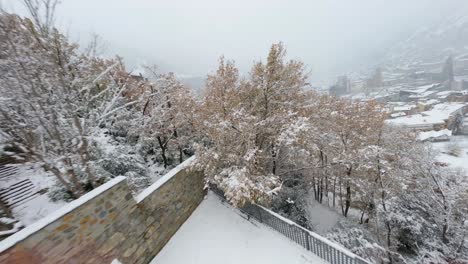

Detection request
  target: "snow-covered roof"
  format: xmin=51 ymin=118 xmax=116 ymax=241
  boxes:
xmin=388 ymin=101 xmax=410 ymax=106
xmin=417 ymin=129 xmax=452 ymax=141
xmin=419 ymin=99 xmax=440 ymax=106
xmin=393 ymin=105 xmax=416 ymax=111
xmin=401 ymin=83 xmax=437 ymax=94
xmin=437 ymin=91 xmax=454 ymax=96
xmin=387 ymin=103 xmax=467 ymax=128
xmin=408 ymin=90 xmax=436 ymax=98
xmin=386 ymin=114 xmax=440 ymax=127
xmin=390 ymin=112 xmax=407 ymax=118
xmin=419 ymin=61 xmax=444 ymax=67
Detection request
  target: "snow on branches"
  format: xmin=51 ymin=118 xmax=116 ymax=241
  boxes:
xmin=196 ymin=43 xmax=308 ymax=206
xmin=0 ymin=11 xmax=141 ymax=197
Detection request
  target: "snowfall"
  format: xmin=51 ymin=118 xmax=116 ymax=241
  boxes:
xmin=150 ymin=192 xmax=327 ymax=264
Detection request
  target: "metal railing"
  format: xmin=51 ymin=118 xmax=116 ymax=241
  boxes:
xmin=211 ymin=187 xmax=371 ymax=264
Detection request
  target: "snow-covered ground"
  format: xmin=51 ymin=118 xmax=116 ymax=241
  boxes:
xmin=11 ymin=192 xmax=66 ymax=226
xmin=151 ymin=192 xmax=328 ymax=264
xmin=1 ymin=164 xmax=66 ymax=226
xmin=431 ymin=135 xmax=468 ymax=175
xmin=1 ymin=163 xmax=55 ymax=190
xmin=305 ymin=199 xmax=340 ymax=234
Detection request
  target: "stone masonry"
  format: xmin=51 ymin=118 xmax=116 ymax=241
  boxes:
xmin=0 ymin=165 xmax=205 ymax=264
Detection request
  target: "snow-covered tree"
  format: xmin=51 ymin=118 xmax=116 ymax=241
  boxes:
xmin=196 ymin=57 xmax=278 ymax=206
xmin=196 ymin=43 xmax=309 ymax=206
xmin=135 ymin=69 xmax=197 ymax=168
xmin=0 ymin=5 xmax=140 ymax=198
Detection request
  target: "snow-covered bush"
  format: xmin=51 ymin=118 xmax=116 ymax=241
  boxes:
xmin=99 ymin=149 xmax=146 ymax=173
xmin=91 ymin=132 xmax=151 ymax=192
xmin=326 ymin=222 xmax=395 ymax=264
xmin=48 ymin=184 xmax=76 ymax=202
xmin=124 ymin=171 xmax=151 ymax=194
xmin=270 ymin=173 xmax=310 ymax=228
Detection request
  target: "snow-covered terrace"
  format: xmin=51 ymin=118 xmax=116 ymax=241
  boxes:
xmin=151 ymin=193 xmax=328 ymax=264
xmin=417 ymin=129 xmax=452 ymax=142
xmin=386 ymin=103 xmax=467 ymax=129
xmin=401 ymin=83 xmax=436 ymax=94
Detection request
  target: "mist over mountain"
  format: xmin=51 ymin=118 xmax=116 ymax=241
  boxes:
xmin=382 ymin=7 xmax=468 ymax=68
xmin=178 ymin=76 xmax=206 ymax=96
xmin=4 ymin=0 xmax=468 ymax=87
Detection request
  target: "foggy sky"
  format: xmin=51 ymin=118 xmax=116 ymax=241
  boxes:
xmin=4 ymin=0 xmax=468 ymax=84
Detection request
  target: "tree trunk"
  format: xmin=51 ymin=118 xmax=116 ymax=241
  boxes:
xmin=172 ymin=128 xmax=183 ymax=164
xmin=333 ymin=176 xmax=337 ymax=208
xmin=73 ymin=115 xmax=97 ymax=188
xmin=344 ymin=166 xmax=352 ymax=217
xmin=319 ymin=177 xmax=323 ymax=204
xmin=339 ymin=175 xmax=344 ymax=215
xmin=271 ymin=144 xmax=277 ymax=175
xmin=43 ymin=164 xmax=79 ymax=199
xmin=344 ymin=183 xmax=351 ymax=217
xmin=179 ymin=147 xmax=183 ymax=164
xmin=313 ymin=177 xmax=317 ymax=201
xmin=429 ymin=173 xmax=450 ymax=244
xmin=386 ymin=222 xmax=393 ymax=264
xmin=325 ymin=175 xmax=329 ymax=206
xmin=66 ymin=167 xmax=84 ymax=194
xmin=442 ymin=219 xmax=449 ymax=244
xmin=157 ymin=136 xmax=168 ymax=168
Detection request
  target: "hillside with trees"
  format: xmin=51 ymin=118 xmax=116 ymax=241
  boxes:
xmin=0 ymin=1 xmax=467 ymax=263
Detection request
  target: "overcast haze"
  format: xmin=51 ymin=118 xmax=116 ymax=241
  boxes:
xmin=4 ymin=0 xmax=468 ymax=84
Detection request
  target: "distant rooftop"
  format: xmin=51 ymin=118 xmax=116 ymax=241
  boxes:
xmin=387 ymin=103 xmax=467 ymax=128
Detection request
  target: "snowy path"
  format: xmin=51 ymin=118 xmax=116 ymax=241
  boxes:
xmin=151 ymin=193 xmax=328 ymax=264
xmin=305 ymin=199 xmax=340 ymax=234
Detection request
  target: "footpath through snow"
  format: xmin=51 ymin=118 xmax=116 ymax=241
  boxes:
xmin=150 ymin=192 xmax=328 ymax=264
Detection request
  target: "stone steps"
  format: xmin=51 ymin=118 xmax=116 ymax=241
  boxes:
xmin=0 ymin=179 xmax=40 ymax=208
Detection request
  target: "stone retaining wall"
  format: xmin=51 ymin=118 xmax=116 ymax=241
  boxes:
xmin=0 ymin=158 xmax=205 ymax=264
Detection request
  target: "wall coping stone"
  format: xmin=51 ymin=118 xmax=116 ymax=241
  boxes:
xmin=135 ymin=156 xmax=196 ymax=203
